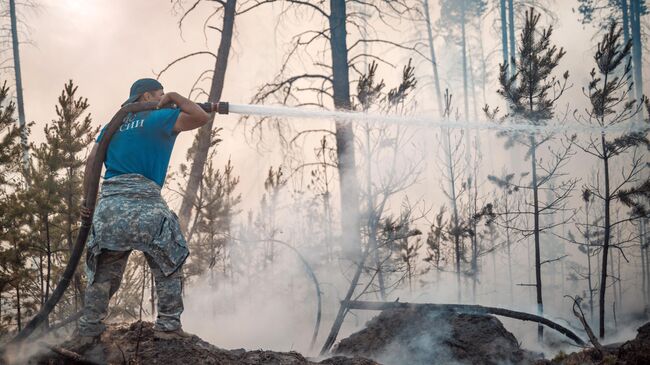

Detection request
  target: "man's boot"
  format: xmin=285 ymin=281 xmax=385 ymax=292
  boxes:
xmin=153 ymin=327 xmax=193 ymax=340
xmin=62 ymin=331 xmax=102 ymax=356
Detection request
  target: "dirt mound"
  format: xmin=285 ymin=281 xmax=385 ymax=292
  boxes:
xmin=333 ymin=306 xmax=541 ymax=365
xmin=618 ymin=322 xmax=650 ymax=364
xmin=23 ymin=321 xmax=382 ymax=365
xmin=548 ymin=321 xmax=650 ymax=365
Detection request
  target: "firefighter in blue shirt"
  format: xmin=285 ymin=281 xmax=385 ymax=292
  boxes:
xmin=78 ymin=78 xmax=210 ymax=342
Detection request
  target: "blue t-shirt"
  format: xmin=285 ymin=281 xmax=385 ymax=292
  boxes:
xmin=96 ymin=108 xmax=181 ymax=187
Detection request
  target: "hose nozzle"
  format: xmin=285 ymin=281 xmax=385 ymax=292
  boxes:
xmin=199 ymin=101 xmax=229 ymax=114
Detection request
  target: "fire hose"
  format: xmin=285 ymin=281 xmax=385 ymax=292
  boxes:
xmin=8 ymin=101 xmax=229 ymax=346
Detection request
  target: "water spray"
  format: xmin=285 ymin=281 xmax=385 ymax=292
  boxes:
xmin=201 ymin=102 xmax=646 ymax=134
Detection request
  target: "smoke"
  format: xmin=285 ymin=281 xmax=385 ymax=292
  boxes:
xmin=177 ymin=110 xmax=649 ymax=363
xmin=376 ymin=330 xmax=463 ymax=365
xmin=1 ymin=328 xmax=74 ymax=365
xmin=181 ymin=239 xmax=370 ymax=356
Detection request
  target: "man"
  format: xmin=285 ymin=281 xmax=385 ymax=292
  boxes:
xmin=77 ymin=78 xmax=210 ymax=341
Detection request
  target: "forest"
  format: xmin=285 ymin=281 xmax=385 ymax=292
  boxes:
xmin=0 ymin=0 xmax=649 ymax=364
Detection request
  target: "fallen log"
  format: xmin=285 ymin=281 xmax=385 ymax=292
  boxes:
xmin=344 ymin=300 xmax=586 ymax=346
xmin=568 ymin=295 xmax=603 ymax=357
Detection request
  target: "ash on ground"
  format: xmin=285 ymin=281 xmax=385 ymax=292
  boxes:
xmin=24 ymin=321 xmax=380 ymax=365
xmin=543 ymin=322 xmax=650 ymax=365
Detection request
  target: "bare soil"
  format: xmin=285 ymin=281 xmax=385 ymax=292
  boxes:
xmin=545 ymin=322 xmax=650 ymax=365
xmin=13 ymin=313 xmax=650 ymax=365
xmin=25 ymin=321 xmax=381 ymax=365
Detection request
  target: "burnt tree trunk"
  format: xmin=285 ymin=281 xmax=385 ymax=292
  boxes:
xmin=630 ymin=0 xmax=644 ymax=113
xmin=621 ymin=0 xmax=635 ymax=104
xmin=586 ymin=210 xmax=594 ymax=322
xmin=9 ymin=0 xmax=28 ymax=173
xmin=320 ymin=0 xmax=362 ymax=355
xmin=641 ymin=220 xmax=648 ymax=314
xmin=530 ymin=135 xmax=544 ymax=341
xmin=507 ymin=0 xmax=516 ymax=72
xmin=643 ymin=218 xmax=650 ymax=318
xmin=599 ymin=134 xmax=611 ymax=338
xmin=440 ymin=125 xmax=463 ymax=302
xmin=499 ymin=0 xmax=509 ymax=76
xmin=423 ymin=0 xmax=444 ymax=114
xmin=366 ymin=128 xmax=385 ymax=299
xmin=460 ymin=0 xmax=469 ymax=120
xmin=178 ymin=0 xmax=236 ymax=232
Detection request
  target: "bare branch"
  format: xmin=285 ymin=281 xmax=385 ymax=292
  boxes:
xmin=154 ymin=51 xmax=217 ymax=79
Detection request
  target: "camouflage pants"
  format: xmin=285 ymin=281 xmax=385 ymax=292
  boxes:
xmin=78 ymin=173 xmax=188 ymax=336
xmin=78 ymin=249 xmax=184 ymax=336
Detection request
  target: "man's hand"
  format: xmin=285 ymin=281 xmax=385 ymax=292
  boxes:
xmin=159 ymin=92 xmax=210 ymax=133
xmin=157 ymin=92 xmax=181 ymax=109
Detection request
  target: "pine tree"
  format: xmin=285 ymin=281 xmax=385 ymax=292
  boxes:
xmin=577 ymin=0 xmax=648 ymax=111
xmin=28 ymin=130 xmax=64 ymax=325
xmin=185 ymin=157 xmax=241 ymax=283
xmin=0 ymin=81 xmax=31 ymax=333
xmin=355 ymin=60 xmax=418 ymax=300
xmin=381 ymin=211 xmax=423 ymax=294
xmin=487 ymin=170 xmax=525 ymax=304
xmin=438 ymin=90 xmax=469 ymax=302
xmin=306 ymin=135 xmax=337 ymax=261
xmin=0 ymin=82 xmax=20 ymax=185
xmin=258 ymin=166 xmax=286 ymax=268
xmin=486 ymin=8 xmax=574 ymax=341
xmin=574 ymin=22 xmax=649 ymax=338
xmin=0 ymin=191 xmax=38 ymax=332
xmin=423 ymin=207 xmax=448 ymax=285
xmin=47 ymin=80 xmax=97 ymax=313
xmin=4 ymin=81 xmax=98 ymax=329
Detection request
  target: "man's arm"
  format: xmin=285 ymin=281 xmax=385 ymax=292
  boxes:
xmin=157 ymin=92 xmax=210 ymax=133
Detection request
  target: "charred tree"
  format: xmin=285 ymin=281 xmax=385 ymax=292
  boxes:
xmin=438 ymin=90 xmax=468 ymax=302
xmin=9 ymin=0 xmax=28 ymax=174
xmin=500 ymin=0 xmax=510 ymax=77
xmin=629 ymin=0 xmax=645 ymax=114
xmin=169 ymin=0 xmax=237 ymax=233
xmin=507 ymin=0 xmax=516 ymax=72
xmin=485 ymin=8 xmax=572 ymax=341
xmin=488 ymin=170 xmax=525 ymax=304
xmin=422 ymin=0 xmax=444 ymax=115
xmin=244 ymin=1 xmax=424 ymax=354
xmin=573 ymin=22 xmax=648 ymax=338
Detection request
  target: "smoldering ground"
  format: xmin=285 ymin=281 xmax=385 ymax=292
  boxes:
xmin=170 ymin=106 xmax=649 ymax=362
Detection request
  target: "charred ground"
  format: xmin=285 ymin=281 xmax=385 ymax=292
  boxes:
xmin=9 ymin=307 xmax=650 ymax=365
